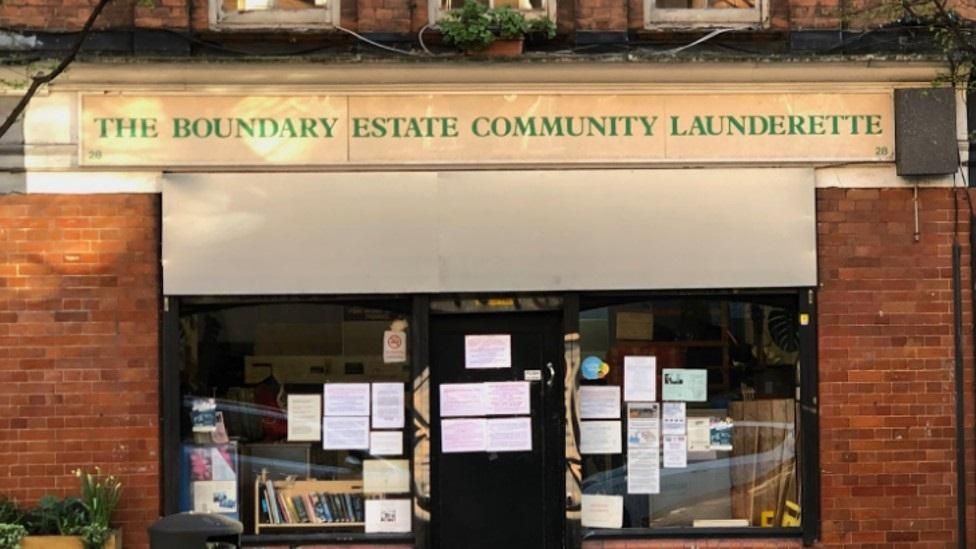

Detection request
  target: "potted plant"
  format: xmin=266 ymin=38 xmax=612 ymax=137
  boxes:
xmin=1 ymin=468 xmax=123 ymax=549
xmin=439 ymin=0 xmax=556 ymax=56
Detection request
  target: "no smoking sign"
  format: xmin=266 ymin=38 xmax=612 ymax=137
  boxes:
xmin=383 ymin=330 xmax=407 ymax=363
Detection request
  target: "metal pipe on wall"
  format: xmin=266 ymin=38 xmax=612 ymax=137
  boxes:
xmin=952 ymin=241 xmax=967 ymax=549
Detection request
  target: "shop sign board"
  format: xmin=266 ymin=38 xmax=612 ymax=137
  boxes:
xmin=80 ymin=93 xmax=894 ymax=166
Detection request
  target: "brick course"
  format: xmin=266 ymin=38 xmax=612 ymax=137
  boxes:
xmin=0 ymin=194 xmax=160 ymax=549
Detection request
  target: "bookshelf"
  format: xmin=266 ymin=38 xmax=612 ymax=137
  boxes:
xmin=255 ymin=476 xmax=365 ymax=533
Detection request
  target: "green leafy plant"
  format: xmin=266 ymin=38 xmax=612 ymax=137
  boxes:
xmin=439 ymin=0 xmax=555 ymax=52
xmin=22 ymin=496 xmax=86 ymax=536
xmin=0 ymin=523 xmax=27 ymax=549
xmin=0 ymin=499 xmax=24 ymax=526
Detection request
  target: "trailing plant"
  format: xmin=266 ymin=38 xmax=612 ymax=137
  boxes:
xmin=439 ymin=0 xmax=555 ymax=52
xmin=0 ymin=523 xmax=27 ymax=549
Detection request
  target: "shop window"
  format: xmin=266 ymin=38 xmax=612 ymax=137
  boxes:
xmin=178 ymin=301 xmax=413 ymax=537
xmin=209 ymin=0 xmax=339 ymax=30
xmin=429 ymin=0 xmax=555 ymax=26
xmin=576 ymin=296 xmax=803 ymax=532
xmin=644 ymin=0 xmax=767 ymax=28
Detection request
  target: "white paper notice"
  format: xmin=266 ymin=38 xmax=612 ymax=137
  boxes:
xmin=441 ymin=418 xmax=488 ymax=453
xmin=383 ymin=330 xmax=407 ymax=364
xmin=579 ymin=386 xmax=621 ymax=419
xmin=464 ymin=334 xmax=512 ymax=369
xmin=192 ymin=480 xmax=237 ymax=513
xmin=628 ymin=448 xmax=660 ymax=494
xmin=623 ymin=356 xmax=656 ymax=402
xmin=663 ymin=435 xmax=688 ymax=468
xmin=485 ymin=381 xmax=530 ymax=415
xmin=365 ymin=499 xmax=412 ymax=533
xmin=626 ymin=402 xmax=660 ymax=449
xmin=323 ymin=383 xmax=370 ymax=416
xmin=372 ymin=382 xmax=405 ymax=429
xmin=580 ymin=420 xmax=622 ymax=454
xmin=687 ymin=417 xmax=712 ymax=452
xmin=627 ymin=402 xmax=660 ymax=494
xmin=287 ymin=394 xmax=322 ymax=442
xmin=486 ymin=417 xmax=532 ymax=452
xmin=370 ymin=431 xmax=404 ymax=456
xmin=661 ymin=369 xmax=708 ymax=402
xmin=322 ymin=416 xmax=370 ymax=450
xmin=439 ymin=383 xmax=487 ymax=417
xmin=662 ymin=402 xmax=686 ymax=435
xmin=581 ymin=494 xmax=623 ymax=528
xmin=363 ymin=459 xmax=411 ymax=494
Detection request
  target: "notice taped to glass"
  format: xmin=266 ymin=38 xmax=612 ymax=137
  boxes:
xmin=627 ymin=402 xmax=660 ymax=494
xmin=464 ymin=334 xmax=512 ymax=369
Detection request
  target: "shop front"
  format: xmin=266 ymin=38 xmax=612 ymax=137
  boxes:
xmin=10 ymin=60 xmax=964 ymax=548
xmin=157 ymin=164 xmax=818 ymax=547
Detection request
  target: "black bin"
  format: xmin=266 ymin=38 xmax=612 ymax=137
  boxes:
xmin=149 ymin=512 xmax=243 ymax=549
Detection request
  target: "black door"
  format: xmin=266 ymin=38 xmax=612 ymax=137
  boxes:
xmin=430 ymin=312 xmax=564 ymax=549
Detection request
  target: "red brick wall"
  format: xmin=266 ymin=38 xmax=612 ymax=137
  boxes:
xmin=817 ymin=187 xmax=976 ymax=548
xmin=0 ymin=194 xmax=161 ymax=549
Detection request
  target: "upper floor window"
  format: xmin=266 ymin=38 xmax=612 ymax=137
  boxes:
xmin=210 ymin=0 xmax=339 ymax=30
xmin=430 ymin=0 xmax=555 ymax=26
xmin=644 ymin=0 xmax=766 ymax=28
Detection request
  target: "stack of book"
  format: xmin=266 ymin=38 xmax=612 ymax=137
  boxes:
xmin=259 ymin=480 xmax=365 ymax=524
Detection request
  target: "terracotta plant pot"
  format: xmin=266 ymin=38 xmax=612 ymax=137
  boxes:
xmin=22 ymin=530 xmax=120 ymax=549
xmin=469 ymin=38 xmax=524 ymax=57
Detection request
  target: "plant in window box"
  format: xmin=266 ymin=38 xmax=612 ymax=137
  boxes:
xmin=16 ymin=469 xmax=123 ymax=549
xmin=439 ymin=0 xmax=556 ymax=57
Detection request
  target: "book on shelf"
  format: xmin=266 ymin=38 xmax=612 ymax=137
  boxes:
xmin=264 ymin=480 xmax=281 ymax=524
xmin=302 ymin=493 xmax=319 ymax=523
xmin=291 ymin=495 xmax=309 ymax=523
xmin=277 ymin=492 xmax=292 ymax=523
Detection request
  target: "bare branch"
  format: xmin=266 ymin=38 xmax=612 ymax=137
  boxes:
xmin=0 ymin=0 xmax=114 ymax=139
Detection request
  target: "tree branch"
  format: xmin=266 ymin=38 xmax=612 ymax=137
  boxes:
xmin=0 ymin=0 xmax=114 ymax=140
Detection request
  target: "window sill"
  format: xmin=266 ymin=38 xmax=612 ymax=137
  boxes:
xmin=242 ymin=532 xmax=415 ymax=545
xmin=582 ymin=526 xmax=803 ymax=539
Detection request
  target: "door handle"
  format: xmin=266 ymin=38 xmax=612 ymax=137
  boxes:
xmin=545 ymin=361 xmax=555 ymax=387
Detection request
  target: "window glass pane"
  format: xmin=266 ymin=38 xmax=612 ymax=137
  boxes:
xmin=178 ymin=302 xmax=412 ymax=535
xmin=441 ymin=0 xmax=548 ymax=13
xmin=578 ymin=297 xmax=800 ymax=529
xmin=223 ymin=0 xmax=328 ymax=12
xmin=654 ymin=0 xmax=754 ymax=8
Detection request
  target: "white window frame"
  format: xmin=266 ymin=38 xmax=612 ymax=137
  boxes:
xmin=429 ymin=0 xmax=556 ymax=27
xmin=209 ymin=0 xmax=340 ymax=31
xmin=644 ymin=0 xmax=767 ymax=28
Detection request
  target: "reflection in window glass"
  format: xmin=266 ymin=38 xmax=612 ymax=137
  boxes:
xmin=579 ymin=297 xmax=800 ymax=529
xmin=654 ymin=0 xmax=754 ymax=8
xmin=178 ymin=302 xmax=412 ymax=535
xmin=223 ymin=0 xmax=328 ymax=13
xmin=441 ymin=0 xmax=548 ymax=13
